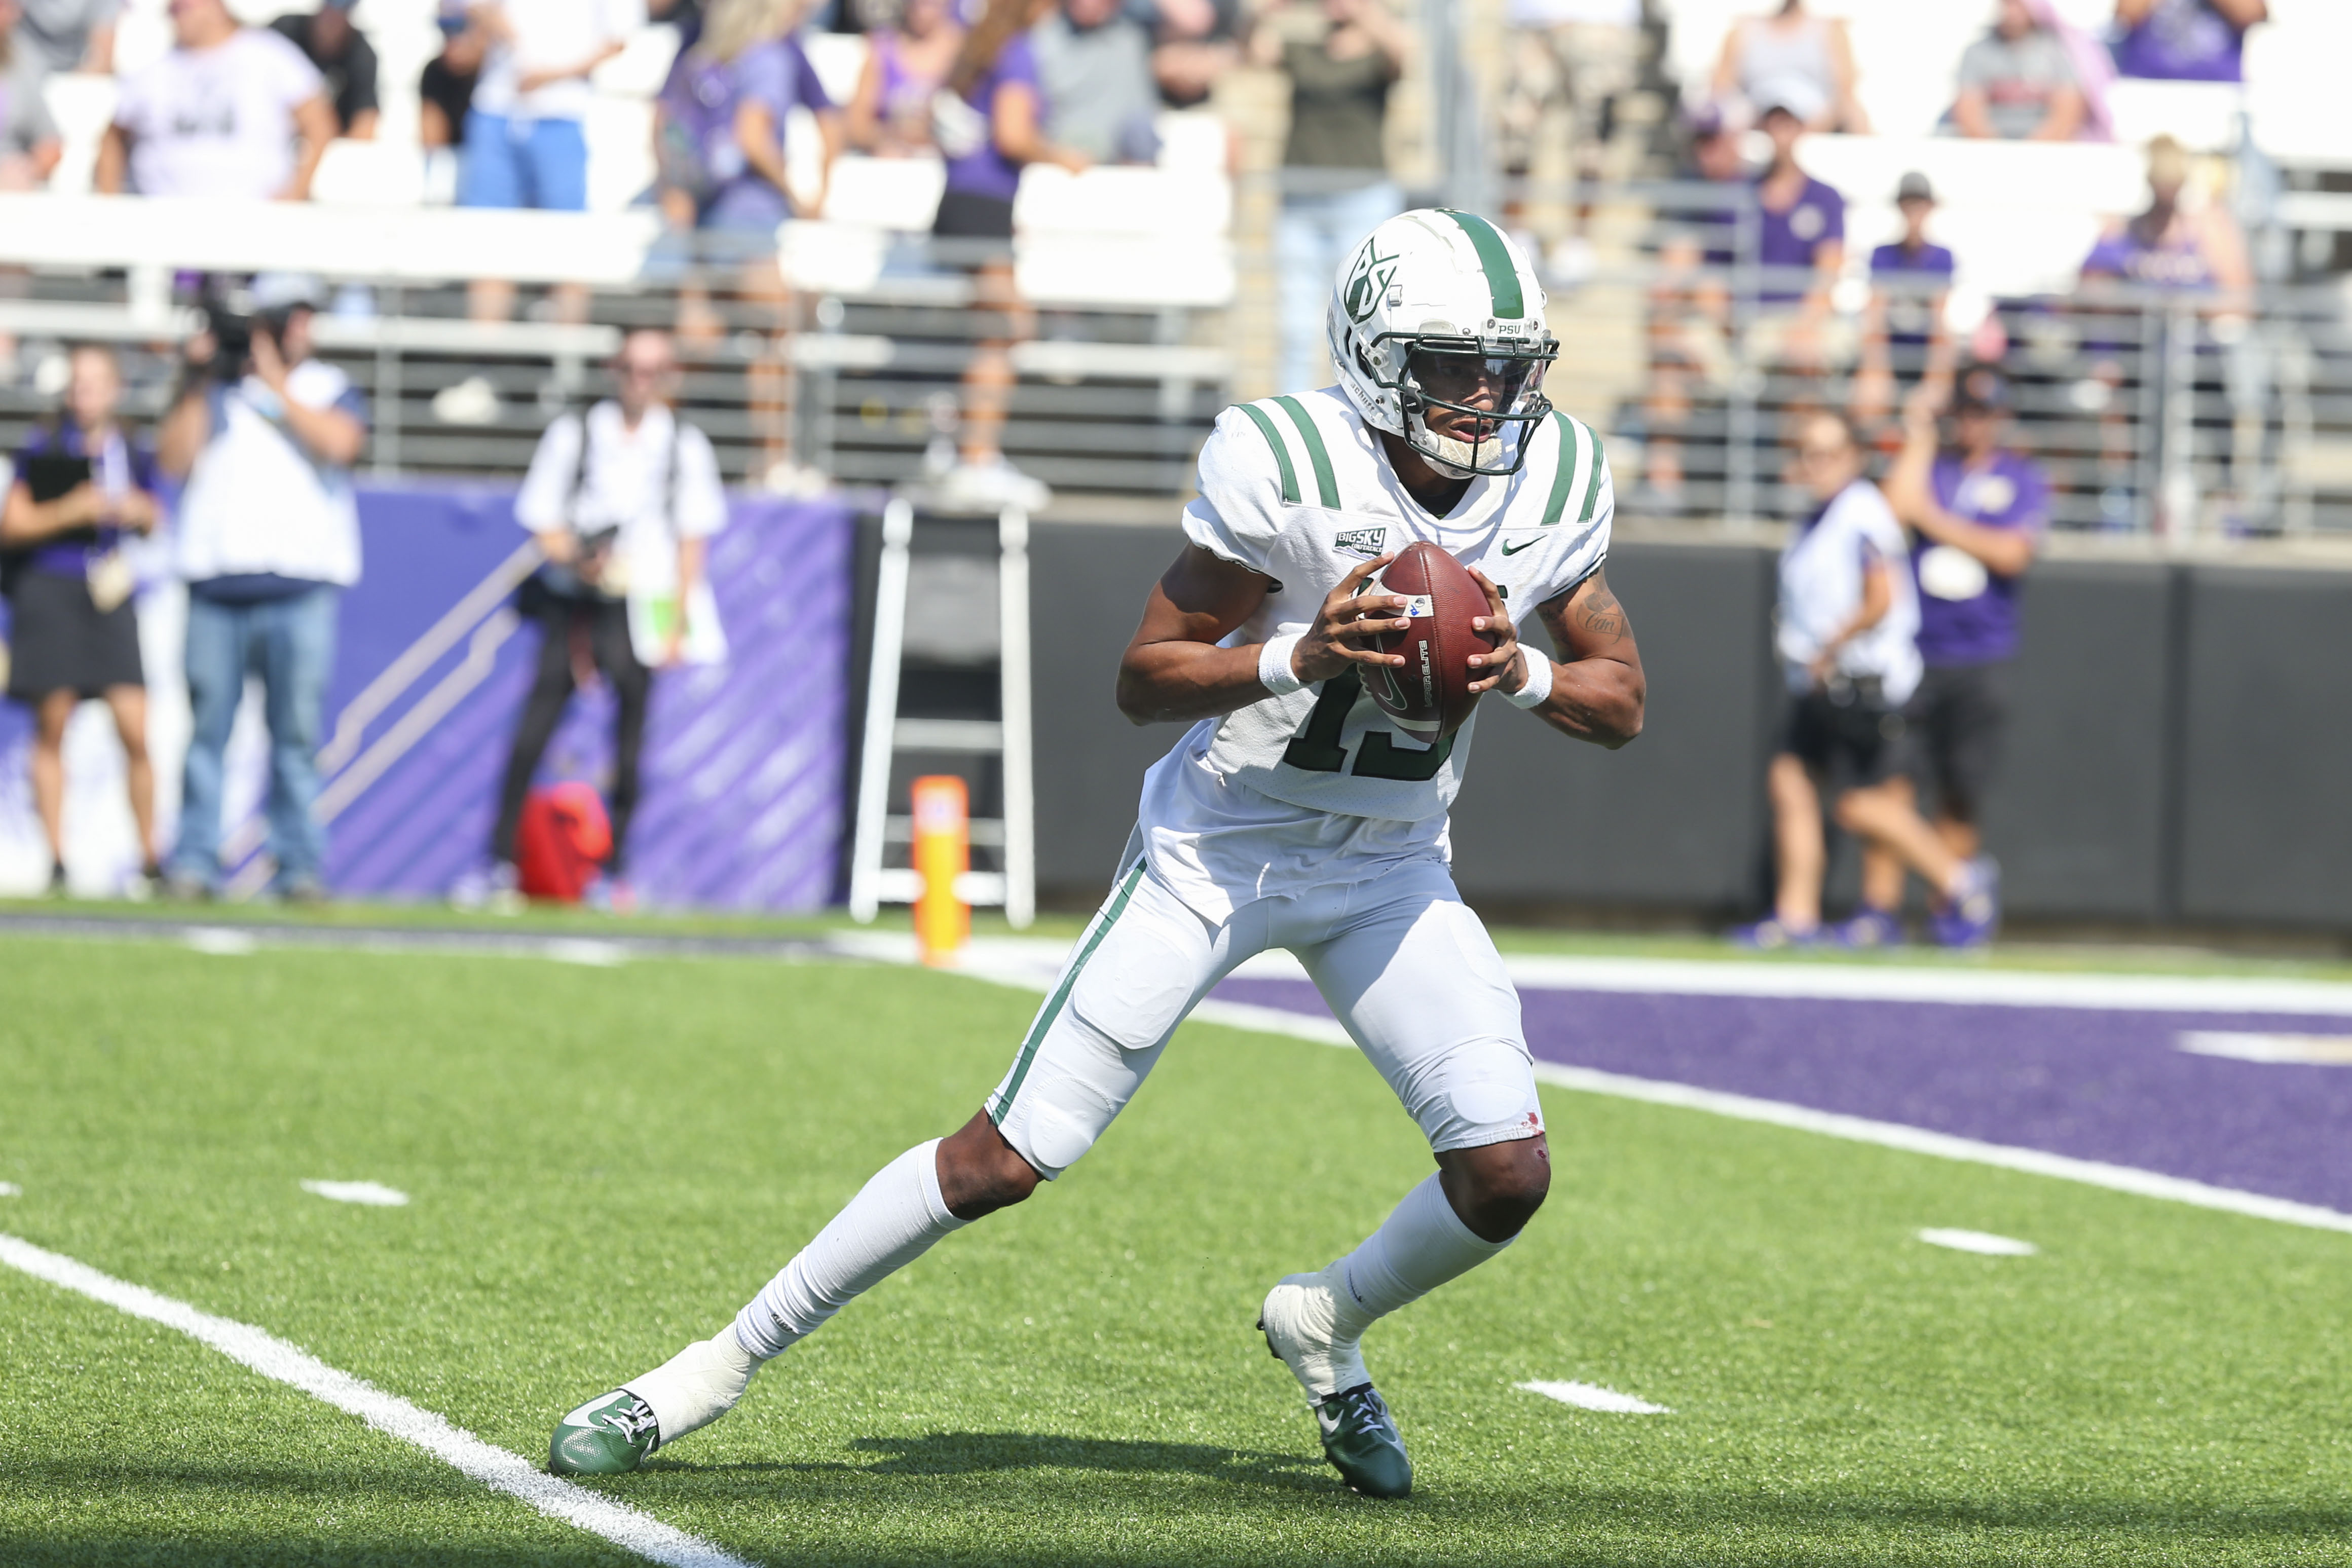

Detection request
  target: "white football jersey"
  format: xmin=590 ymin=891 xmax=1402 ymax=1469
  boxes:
xmin=1133 ymin=386 xmax=1614 ymax=917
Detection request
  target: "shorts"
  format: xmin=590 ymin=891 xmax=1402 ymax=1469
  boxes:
xmin=5 ymin=569 xmax=143 ymax=702
xmin=458 ymin=111 xmax=589 ymax=212
xmin=1902 ymin=662 xmax=2010 ymax=823
xmin=1779 ymin=683 xmax=1907 ymax=795
xmin=986 ymin=852 xmax=1546 ymax=1180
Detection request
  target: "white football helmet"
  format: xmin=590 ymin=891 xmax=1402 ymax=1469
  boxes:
xmin=1326 ymin=209 xmax=1557 ymax=479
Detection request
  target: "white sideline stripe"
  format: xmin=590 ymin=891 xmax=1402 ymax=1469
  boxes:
xmin=301 ymin=1180 xmax=410 ymax=1207
xmin=0 ymin=1234 xmax=753 ymax=1568
xmin=1517 ymin=1379 xmax=1670 ymax=1415
xmin=1918 ymin=1227 xmax=2038 ymax=1256
xmin=878 ymin=932 xmax=2352 ymax=1017
xmin=0 ymin=1182 xmax=19 ymax=1197
xmin=2180 ymin=1030 xmax=2352 ymax=1065
xmin=184 ymin=927 xmax=259 ymax=957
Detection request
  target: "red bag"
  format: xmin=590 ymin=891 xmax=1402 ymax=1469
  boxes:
xmin=514 ymin=781 xmax=613 ymax=903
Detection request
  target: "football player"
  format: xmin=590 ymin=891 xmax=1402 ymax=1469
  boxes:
xmin=549 ymin=209 xmax=1645 ymax=1499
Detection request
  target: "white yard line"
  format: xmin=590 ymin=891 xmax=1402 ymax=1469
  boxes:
xmin=1918 ymin=1228 xmax=2039 ymax=1256
xmin=1516 ymin=1379 xmax=1671 ymax=1414
xmin=0 ymin=1234 xmax=753 ymax=1568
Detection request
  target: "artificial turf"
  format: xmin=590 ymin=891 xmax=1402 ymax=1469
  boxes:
xmin=3 ymin=935 xmax=2349 ymax=1565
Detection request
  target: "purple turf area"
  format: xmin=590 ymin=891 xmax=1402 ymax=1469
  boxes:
xmin=1210 ymin=977 xmax=2352 ymax=1213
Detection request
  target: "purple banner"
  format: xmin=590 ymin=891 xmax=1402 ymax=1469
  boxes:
xmin=317 ymin=483 xmax=851 ymax=909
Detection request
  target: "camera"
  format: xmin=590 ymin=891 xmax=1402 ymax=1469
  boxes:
xmin=199 ymin=294 xmax=291 ymax=382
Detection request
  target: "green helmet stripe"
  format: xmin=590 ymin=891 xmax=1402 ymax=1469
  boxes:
xmin=1440 ymin=209 xmax=1525 ymax=321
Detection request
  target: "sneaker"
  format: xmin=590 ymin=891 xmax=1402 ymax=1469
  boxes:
xmin=548 ymin=1391 xmax=662 ymax=1476
xmin=583 ymin=873 xmax=636 ymax=915
xmin=549 ymin=1333 xmax=758 ymax=1476
xmin=1259 ymin=1274 xmax=1410 ymax=1498
xmin=46 ymin=863 xmax=67 ymax=899
xmin=450 ymin=860 xmax=524 ymax=916
xmin=1932 ymin=857 xmax=2001 ymax=948
xmin=1313 ymin=1384 xmax=1413 ymax=1500
xmin=160 ymin=872 xmax=214 ymax=903
xmin=1731 ymin=916 xmax=1819 ymax=950
xmin=1832 ymin=908 xmax=1903 ymax=949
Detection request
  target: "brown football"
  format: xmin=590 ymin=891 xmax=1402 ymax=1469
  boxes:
xmin=1363 ymin=541 xmax=1499 ymax=743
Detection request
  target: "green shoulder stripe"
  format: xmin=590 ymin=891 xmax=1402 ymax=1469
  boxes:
xmin=1440 ymin=209 xmax=1526 ymax=321
xmin=1272 ymin=395 xmax=1339 ymax=509
xmin=1579 ymin=424 xmax=1609 ymax=521
xmin=1235 ymin=402 xmax=1300 ymax=506
xmin=1541 ymin=413 xmax=1585 ymax=527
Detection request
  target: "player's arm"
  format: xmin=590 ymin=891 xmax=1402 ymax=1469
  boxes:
xmin=1115 ymin=545 xmax=1411 ymax=726
xmin=1467 ymin=567 xmax=1644 ymax=749
xmin=1885 ymin=402 xmax=2036 ymax=577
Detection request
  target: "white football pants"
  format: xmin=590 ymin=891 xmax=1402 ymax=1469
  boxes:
xmin=986 ymin=852 xmax=1544 ymax=1179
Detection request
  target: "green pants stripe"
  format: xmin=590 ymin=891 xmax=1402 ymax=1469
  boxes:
xmin=989 ymin=860 xmax=1150 ymax=1124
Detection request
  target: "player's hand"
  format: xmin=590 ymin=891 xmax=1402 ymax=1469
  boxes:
xmin=1465 ymin=567 xmax=1527 ymax=697
xmin=1290 ymin=551 xmax=1409 ymax=684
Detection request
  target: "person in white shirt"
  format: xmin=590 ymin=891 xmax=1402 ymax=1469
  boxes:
xmin=458 ymin=0 xmax=638 ymax=211
xmin=1737 ymin=410 xmax=1997 ymax=948
xmin=156 ymin=285 xmax=369 ymax=902
xmin=95 ymin=0 xmax=335 ymax=201
xmin=478 ymin=328 xmax=726 ymax=912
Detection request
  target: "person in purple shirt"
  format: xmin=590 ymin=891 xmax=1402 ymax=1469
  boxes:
xmin=926 ymin=0 xmax=1089 ymax=511
xmin=2110 ymin=0 xmax=2264 ymax=84
xmin=1850 ymin=366 xmax=2045 ymax=948
xmin=1749 ymin=93 xmax=1845 ymax=375
xmin=1855 ymin=171 xmax=1955 ymax=426
xmin=0 ymin=345 xmax=165 ymax=894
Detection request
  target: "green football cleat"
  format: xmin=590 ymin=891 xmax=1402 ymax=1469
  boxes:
xmin=548 ymin=1390 xmax=661 ymax=1475
xmin=1313 ymin=1382 xmax=1413 ymax=1499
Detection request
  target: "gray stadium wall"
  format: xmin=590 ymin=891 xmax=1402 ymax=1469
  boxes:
xmin=857 ymin=514 xmax=2352 ymax=934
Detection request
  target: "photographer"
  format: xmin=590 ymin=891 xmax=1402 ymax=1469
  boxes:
xmin=156 ymin=286 xmax=367 ymax=902
xmin=2 ymin=346 xmax=164 ymax=894
xmin=475 ymin=329 xmax=725 ymax=913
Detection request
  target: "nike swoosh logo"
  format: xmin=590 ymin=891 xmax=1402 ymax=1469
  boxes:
xmin=1500 ymin=537 xmax=1541 ymax=556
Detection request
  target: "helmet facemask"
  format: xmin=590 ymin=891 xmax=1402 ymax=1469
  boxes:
xmin=1360 ymin=332 xmax=1557 ymax=479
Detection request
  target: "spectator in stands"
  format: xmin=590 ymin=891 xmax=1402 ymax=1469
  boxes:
xmin=922 ymin=0 xmax=1089 ymax=512
xmin=1747 ymin=92 xmax=1845 ymax=378
xmin=475 ymin=329 xmax=726 ymax=914
xmin=96 ymin=0 xmax=336 ymax=201
xmin=270 ymin=0 xmax=379 ymax=140
xmin=419 ymin=6 xmax=485 ymax=156
xmin=13 ymin=0 xmax=117 ymax=74
xmin=1947 ymin=0 xmax=2083 ymax=141
xmin=1255 ymin=0 xmax=1408 ymax=394
xmin=657 ymin=0 xmax=813 ymax=238
xmin=461 ymin=0 xmax=640 ymax=319
xmin=2082 ymin=135 xmax=2250 ymax=293
xmin=156 ymin=284 xmax=368 ymax=903
xmin=0 ymin=0 xmax=64 ymax=189
xmin=1850 ymin=368 xmax=2044 ymax=947
xmin=2111 ymin=0 xmax=2264 ymax=83
xmin=1032 ymin=0 xmax=1160 ymax=166
xmin=1737 ymin=410 xmax=2000 ymax=949
xmin=1147 ymin=0 xmax=1239 ymax=109
xmin=845 ymin=0 xmax=959 ymax=158
xmin=1497 ymin=0 xmax=1640 ymax=275
xmin=1710 ymin=0 xmax=1867 ymax=135
xmin=1 ymin=345 xmax=163 ymax=896
xmin=1632 ymin=101 xmax=1743 ymax=513
xmin=1854 ymin=172 xmax=1954 ymax=427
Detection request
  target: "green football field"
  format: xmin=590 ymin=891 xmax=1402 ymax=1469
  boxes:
xmin=4 ymin=930 xmax=2350 ymax=1566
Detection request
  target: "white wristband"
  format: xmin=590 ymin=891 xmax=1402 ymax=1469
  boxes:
xmin=1505 ymin=652 xmax=1554 ymax=709
xmin=1258 ymin=632 xmax=1306 ymax=696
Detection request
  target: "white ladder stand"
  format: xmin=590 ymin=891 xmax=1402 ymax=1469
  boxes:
xmin=846 ymin=497 xmax=1036 ymax=927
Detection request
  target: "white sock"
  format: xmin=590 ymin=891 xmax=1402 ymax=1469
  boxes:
xmin=624 ymin=1331 xmax=757 ymax=1447
xmin=1329 ymin=1172 xmax=1513 ymax=1343
xmin=730 ymin=1138 xmax=968 ymax=1362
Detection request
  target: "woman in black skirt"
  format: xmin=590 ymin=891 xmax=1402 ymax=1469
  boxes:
xmin=1 ymin=345 xmax=163 ymax=893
